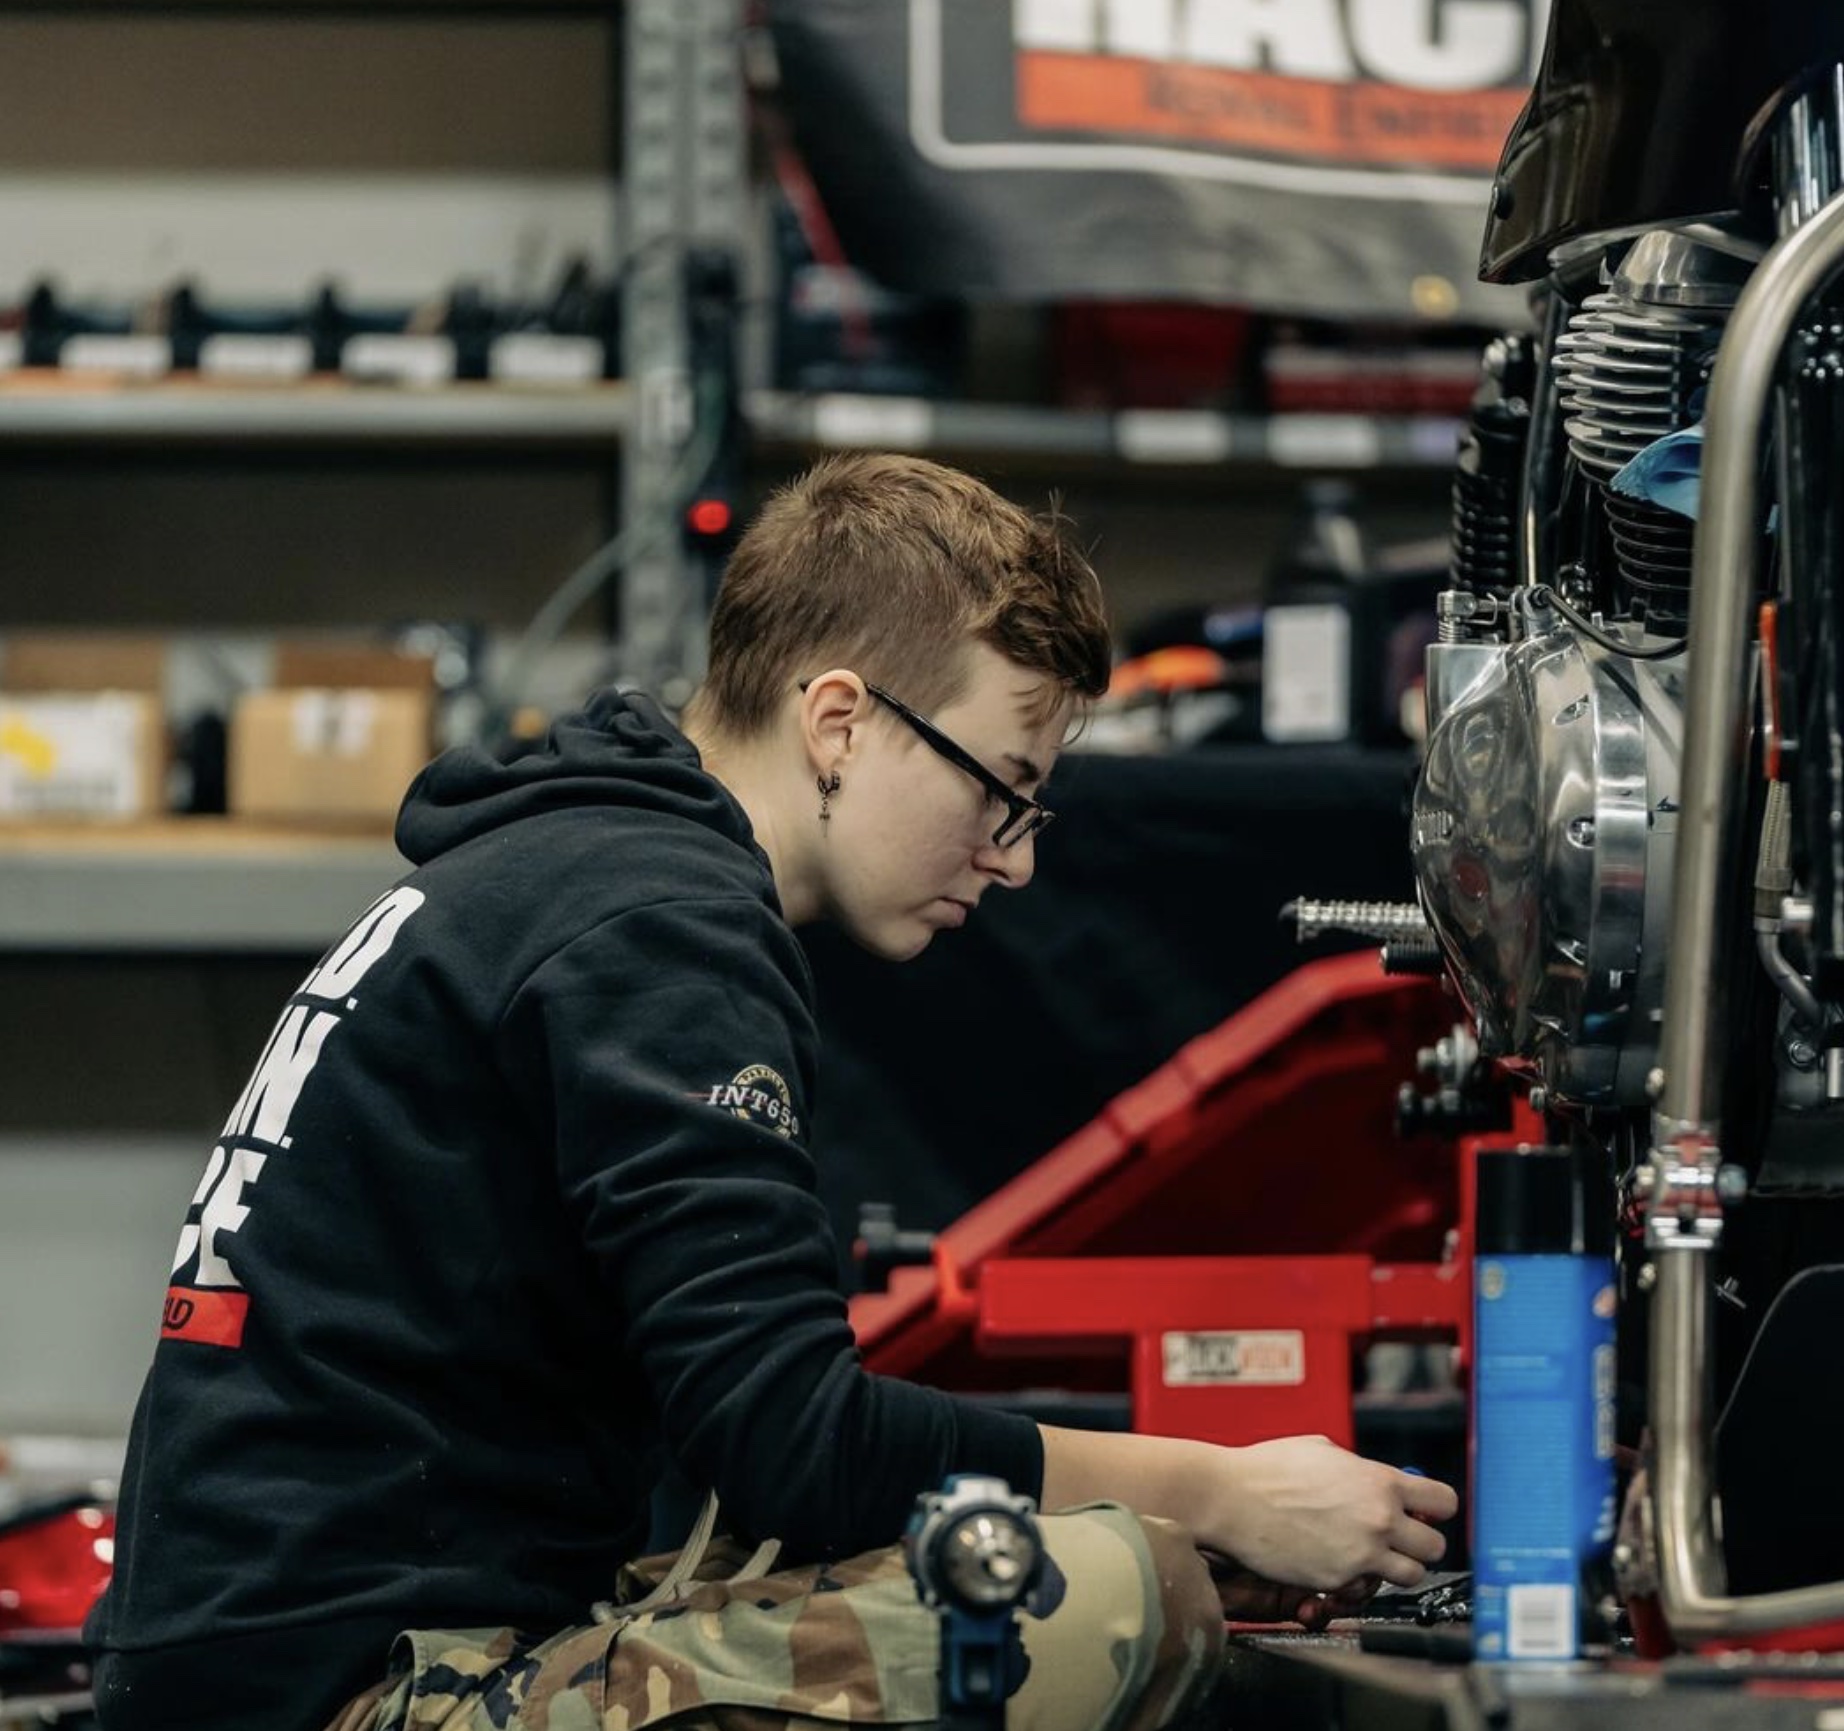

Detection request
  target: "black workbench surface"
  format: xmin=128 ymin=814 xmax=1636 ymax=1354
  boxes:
xmin=1223 ymin=1629 xmax=1844 ymax=1731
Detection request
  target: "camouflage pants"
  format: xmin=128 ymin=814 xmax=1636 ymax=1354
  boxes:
xmin=325 ymin=1504 xmax=1222 ymax=1731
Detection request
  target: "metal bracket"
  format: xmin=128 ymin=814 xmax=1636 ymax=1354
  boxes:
xmin=1638 ymin=1131 xmax=1731 ymax=1251
xmin=620 ymin=0 xmax=746 ymax=697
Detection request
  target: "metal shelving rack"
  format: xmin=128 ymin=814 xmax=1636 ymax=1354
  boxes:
xmin=0 ymin=378 xmax=1463 ymax=468
xmin=0 ymin=378 xmax=633 ymax=446
xmin=0 ymin=1 xmax=1466 ymax=951
xmin=619 ymin=0 xmax=746 ymax=693
xmin=746 ymin=390 xmax=1463 ymax=472
xmin=0 ymin=0 xmax=746 ymax=954
xmin=0 ymin=822 xmax=404 ymax=951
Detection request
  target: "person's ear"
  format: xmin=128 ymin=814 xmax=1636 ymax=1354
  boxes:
xmin=798 ymin=669 xmax=869 ymax=774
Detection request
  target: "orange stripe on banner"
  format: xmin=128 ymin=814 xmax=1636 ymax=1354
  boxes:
xmin=1016 ymin=52 xmax=1526 ymax=174
xmin=162 ymin=1285 xmax=250 ymax=1349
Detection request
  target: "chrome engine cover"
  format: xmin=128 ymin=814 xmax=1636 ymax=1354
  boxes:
xmin=1412 ymin=624 xmax=1684 ymax=1107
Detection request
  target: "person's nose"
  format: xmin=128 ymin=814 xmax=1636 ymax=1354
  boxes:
xmin=977 ymin=830 xmax=1036 ymax=891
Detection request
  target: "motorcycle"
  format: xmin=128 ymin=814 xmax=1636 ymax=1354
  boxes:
xmin=1381 ymin=0 xmax=1844 ymax=1651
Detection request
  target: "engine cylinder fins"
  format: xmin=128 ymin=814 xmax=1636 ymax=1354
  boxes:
xmin=1556 ymin=293 xmax=1723 ymax=481
xmin=1604 ymin=489 xmax=1698 ymax=614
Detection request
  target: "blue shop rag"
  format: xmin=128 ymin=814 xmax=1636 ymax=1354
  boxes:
xmin=1612 ymin=423 xmax=1704 ymax=520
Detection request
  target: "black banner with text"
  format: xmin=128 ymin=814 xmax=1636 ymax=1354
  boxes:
xmin=769 ymin=0 xmax=1543 ymax=321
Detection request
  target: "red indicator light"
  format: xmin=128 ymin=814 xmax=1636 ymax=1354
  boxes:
xmin=686 ymin=498 xmax=734 ymax=537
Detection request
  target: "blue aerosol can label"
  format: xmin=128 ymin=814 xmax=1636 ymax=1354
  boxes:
xmin=1472 ymin=1252 xmax=1616 ymax=1660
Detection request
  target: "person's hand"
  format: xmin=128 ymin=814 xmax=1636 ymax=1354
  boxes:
xmin=1206 ymin=1436 xmax=1457 ymax=1592
xmin=1202 ymin=1551 xmax=1380 ymax=1629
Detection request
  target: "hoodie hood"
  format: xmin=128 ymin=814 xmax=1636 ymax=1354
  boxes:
xmin=396 ymin=689 xmax=759 ymax=867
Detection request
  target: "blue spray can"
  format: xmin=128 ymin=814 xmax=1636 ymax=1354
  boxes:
xmin=1472 ymin=1145 xmax=1616 ymax=1660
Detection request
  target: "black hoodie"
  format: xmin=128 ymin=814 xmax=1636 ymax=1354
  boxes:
xmin=86 ymin=691 xmax=1042 ymax=1731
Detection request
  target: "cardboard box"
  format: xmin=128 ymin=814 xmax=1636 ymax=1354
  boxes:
xmin=229 ymin=688 xmax=433 ymax=825
xmin=0 ymin=632 xmax=169 ymax=818
xmin=2 ymin=631 xmax=167 ymax=695
xmin=0 ymin=692 xmax=166 ymax=817
xmin=272 ymin=640 xmax=436 ymax=694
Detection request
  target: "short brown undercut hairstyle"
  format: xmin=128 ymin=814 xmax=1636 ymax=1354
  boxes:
xmin=684 ymin=453 xmax=1112 ymax=738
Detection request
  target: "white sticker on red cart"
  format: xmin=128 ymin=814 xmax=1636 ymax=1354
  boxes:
xmin=1162 ymin=1330 xmax=1305 ymax=1386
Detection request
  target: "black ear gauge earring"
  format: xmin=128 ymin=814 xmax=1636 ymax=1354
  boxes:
xmin=817 ymin=770 xmax=842 ymax=823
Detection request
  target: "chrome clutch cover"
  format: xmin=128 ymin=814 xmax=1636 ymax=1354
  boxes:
xmin=1412 ymin=625 xmax=1683 ymax=1107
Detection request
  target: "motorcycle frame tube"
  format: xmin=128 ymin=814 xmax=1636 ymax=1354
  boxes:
xmin=1650 ymin=183 xmax=1844 ymax=1641
xmin=1519 ymin=289 xmax=1570 ymax=594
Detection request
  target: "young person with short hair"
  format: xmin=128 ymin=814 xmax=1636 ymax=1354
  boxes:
xmin=89 ymin=454 xmax=1454 ymax=1731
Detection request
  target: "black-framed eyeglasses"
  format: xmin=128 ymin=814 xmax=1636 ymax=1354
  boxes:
xmin=863 ymin=683 xmax=1054 ymax=849
xmin=797 ymin=677 xmax=1055 ymax=849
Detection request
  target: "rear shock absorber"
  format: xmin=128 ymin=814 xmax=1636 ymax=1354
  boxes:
xmin=1448 ymin=333 xmax=1534 ymax=612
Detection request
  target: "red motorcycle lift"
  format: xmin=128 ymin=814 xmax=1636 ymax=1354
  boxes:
xmin=851 ymin=954 xmax=1474 ymax=1448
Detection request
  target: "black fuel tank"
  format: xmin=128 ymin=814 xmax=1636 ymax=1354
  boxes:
xmin=1482 ymin=0 xmax=1844 ymax=281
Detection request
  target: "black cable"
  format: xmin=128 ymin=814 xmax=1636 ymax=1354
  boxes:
xmin=488 ymin=369 xmax=730 ymax=724
xmin=1528 ymin=584 xmax=1689 ymax=660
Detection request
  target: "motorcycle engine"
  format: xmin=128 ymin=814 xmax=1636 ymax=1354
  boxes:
xmin=1414 ymin=618 xmax=1683 ymax=1106
xmin=1411 ymin=232 xmax=1746 ymax=1110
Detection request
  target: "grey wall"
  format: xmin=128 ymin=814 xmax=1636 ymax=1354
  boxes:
xmin=0 ymin=1137 xmax=202 ymax=1436
xmin=0 ymin=12 xmax=616 ymax=300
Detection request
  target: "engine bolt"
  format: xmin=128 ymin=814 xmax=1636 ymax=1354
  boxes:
xmin=1637 ymin=1262 xmax=1658 ymax=1292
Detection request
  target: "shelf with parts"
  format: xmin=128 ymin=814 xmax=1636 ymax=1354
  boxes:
xmin=0 ymin=375 xmax=1462 ymax=470
xmin=746 ymin=389 xmax=1463 ymax=472
xmin=0 ymin=819 xmax=405 ymax=952
xmin=0 ymin=373 xmax=634 ymax=448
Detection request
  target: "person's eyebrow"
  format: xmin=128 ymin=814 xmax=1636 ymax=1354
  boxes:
xmin=1005 ymin=752 xmax=1045 ymax=787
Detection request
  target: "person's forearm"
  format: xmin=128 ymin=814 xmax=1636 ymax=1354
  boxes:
xmin=1038 ymin=1424 xmax=1225 ymax=1533
xmin=1037 ymin=1423 xmax=1458 ymax=1594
